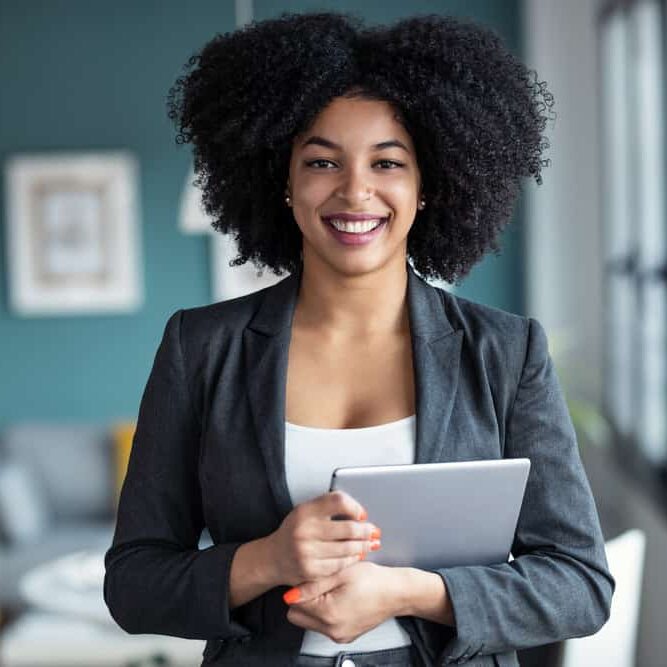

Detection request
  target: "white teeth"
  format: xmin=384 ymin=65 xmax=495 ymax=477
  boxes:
xmin=327 ymin=218 xmax=386 ymax=233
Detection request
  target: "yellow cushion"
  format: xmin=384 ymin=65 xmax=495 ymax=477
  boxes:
xmin=111 ymin=422 xmax=136 ymax=508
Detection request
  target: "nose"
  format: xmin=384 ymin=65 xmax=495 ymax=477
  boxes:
xmin=335 ymin=166 xmax=373 ymax=202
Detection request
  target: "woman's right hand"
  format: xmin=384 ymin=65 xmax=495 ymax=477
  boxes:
xmin=265 ymin=490 xmax=382 ymax=587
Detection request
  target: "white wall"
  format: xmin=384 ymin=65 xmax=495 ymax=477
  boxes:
xmin=522 ymin=0 xmax=606 ymax=406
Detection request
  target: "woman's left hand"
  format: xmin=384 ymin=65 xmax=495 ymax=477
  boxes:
xmin=284 ymin=561 xmax=407 ymax=643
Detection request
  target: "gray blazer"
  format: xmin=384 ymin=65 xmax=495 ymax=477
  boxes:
xmin=104 ymin=261 xmax=614 ymax=667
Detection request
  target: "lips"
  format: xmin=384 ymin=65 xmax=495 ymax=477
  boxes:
xmin=323 ymin=216 xmax=389 ymax=246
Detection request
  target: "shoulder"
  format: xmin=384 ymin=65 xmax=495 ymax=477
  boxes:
xmin=437 ymin=287 xmax=530 ymax=346
xmin=184 ymin=287 xmax=267 ymax=331
xmin=430 ymin=286 xmax=548 ymax=380
xmin=161 ymin=282 xmax=276 ymax=355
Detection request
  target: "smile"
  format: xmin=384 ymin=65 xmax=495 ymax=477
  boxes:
xmin=321 ymin=215 xmax=389 ymax=246
xmin=325 ymin=217 xmax=388 ymax=233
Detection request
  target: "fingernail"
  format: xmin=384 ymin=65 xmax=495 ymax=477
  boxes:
xmin=283 ymin=587 xmax=301 ymax=605
xmin=370 ymin=539 xmax=381 ymax=551
xmin=370 ymin=527 xmax=382 ymax=540
xmin=359 ymin=508 xmax=368 ymax=521
xmin=358 ymin=551 xmax=366 ymax=560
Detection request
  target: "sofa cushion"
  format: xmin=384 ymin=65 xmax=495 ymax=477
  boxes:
xmin=1 ymin=424 xmax=114 ymax=521
xmin=0 ymin=459 xmax=52 ymax=545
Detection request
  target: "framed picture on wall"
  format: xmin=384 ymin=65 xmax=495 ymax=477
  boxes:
xmin=4 ymin=151 xmax=143 ymax=316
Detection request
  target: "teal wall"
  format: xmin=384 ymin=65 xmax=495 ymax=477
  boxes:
xmin=0 ymin=0 xmax=524 ymax=427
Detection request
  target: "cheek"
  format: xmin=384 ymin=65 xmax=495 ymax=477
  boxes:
xmin=290 ymin=190 xmax=325 ymax=236
xmin=292 ymin=175 xmax=332 ymax=208
xmin=384 ymin=179 xmax=419 ymax=210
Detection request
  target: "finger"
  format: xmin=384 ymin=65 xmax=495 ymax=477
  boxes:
xmin=317 ymin=535 xmax=382 ymax=562
xmin=283 ymin=572 xmax=341 ymax=606
xmin=316 ymin=552 xmax=367 ymax=577
xmin=321 ymin=490 xmax=367 ymax=521
xmin=316 ymin=539 xmax=369 ymax=560
xmin=321 ymin=519 xmax=380 ymax=542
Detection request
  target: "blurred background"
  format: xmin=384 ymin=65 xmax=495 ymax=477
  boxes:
xmin=0 ymin=0 xmax=665 ymax=665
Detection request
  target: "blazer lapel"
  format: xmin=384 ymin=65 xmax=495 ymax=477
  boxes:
xmin=244 ymin=268 xmax=301 ymax=520
xmin=407 ymin=270 xmax=464 ymax=465
xmin=245 ymin=262 xmax=463 ymax=519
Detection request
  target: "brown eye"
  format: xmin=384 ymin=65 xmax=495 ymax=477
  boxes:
xmin=375 ymin=160 xmax=404 ymax=169
xmin=305 ymin=159 xmax=336 ymax=169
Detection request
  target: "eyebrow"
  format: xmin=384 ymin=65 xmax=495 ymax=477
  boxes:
xmin=300 ymin=135 xmax=410 ymax=153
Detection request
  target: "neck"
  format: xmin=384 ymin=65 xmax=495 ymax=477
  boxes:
xmin=293 ymin=255 xmax=410 ymax=340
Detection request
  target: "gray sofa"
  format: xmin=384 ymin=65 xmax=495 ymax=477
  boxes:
xmin=0 ymin=424 xmax=117 ymax=610
xmin=0 ymin=423 xmax=211 ymax=612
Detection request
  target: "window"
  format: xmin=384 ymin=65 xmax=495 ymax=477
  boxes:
xmin=600 ymin=0 xmax=667 ymax=481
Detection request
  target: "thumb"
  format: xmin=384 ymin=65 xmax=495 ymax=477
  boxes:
xmin=283 ymin=573 xmax=340 ymax=605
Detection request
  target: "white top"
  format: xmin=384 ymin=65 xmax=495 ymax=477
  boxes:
xmin=284 ymin=414 xmax=416 ymax=656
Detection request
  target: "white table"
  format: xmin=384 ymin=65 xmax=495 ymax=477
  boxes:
xmin=0 ymin=549 xmax=207 ymax=666
xmin=0 ymin=611 xmax=205 ymax=666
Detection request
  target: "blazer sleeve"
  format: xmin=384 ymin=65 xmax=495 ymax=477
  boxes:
xmin=103 ymin=310 xmax=253 ymax=641
xmin=416 ymin=317 xmax=615 ymax=665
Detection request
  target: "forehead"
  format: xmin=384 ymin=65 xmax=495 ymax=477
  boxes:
xmin=295 ymin=96 xmax=413 ymax=149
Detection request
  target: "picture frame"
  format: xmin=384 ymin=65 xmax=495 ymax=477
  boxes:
xmin=4 ymin=151 xmax=143 ymax=316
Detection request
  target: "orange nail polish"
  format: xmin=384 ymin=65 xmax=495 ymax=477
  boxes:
xmin=370 ymin=539 xmax=381 ymax=551
xmin=370 ymin=528 xmax=382 ymax=540
xmin=283 ymin=587 xmax=301 ymax=605
xmin=358 ymin=551 xmax=366 ymax=560
xmin=359 ymin=508 xmax=368 ymax=521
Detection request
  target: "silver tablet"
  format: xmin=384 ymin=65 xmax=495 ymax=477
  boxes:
xmin=329 ymin=458 xmax=530 ymax=570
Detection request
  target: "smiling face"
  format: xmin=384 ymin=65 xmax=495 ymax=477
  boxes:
xmin=287 ymin=94 xmax=422 ymax=278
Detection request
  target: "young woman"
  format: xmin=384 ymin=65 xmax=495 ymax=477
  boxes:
xmin=104 ymin=12 xmax=614 ymax=667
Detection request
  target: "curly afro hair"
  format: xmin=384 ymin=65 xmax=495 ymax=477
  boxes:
xmin=167 ymin=11 xmax=554 ymax=284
